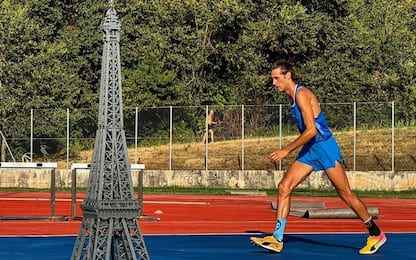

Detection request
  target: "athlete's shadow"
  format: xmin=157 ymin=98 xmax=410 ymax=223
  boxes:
xmin=284 ymin=234 xmax=359 ymax=250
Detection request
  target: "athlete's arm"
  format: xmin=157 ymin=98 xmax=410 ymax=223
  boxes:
xmin=269 ymin=88 xmax=318 ymax=162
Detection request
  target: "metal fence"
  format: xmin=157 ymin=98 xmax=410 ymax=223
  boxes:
xmin=1 ymin=102 xmax=416 ymax=172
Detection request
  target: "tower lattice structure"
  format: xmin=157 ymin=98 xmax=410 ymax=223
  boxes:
xmin=71 ymin=3 xmax=150 ymax=260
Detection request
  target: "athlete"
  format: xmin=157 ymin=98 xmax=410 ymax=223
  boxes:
xmin=250 ymin=60 xmax=386 ymax=254
xmin=202 ymin=109 xmax=217 ymax=144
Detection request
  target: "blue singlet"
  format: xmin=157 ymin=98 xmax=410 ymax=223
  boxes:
xmin=289 ymin=84 xmax=343 ymax=171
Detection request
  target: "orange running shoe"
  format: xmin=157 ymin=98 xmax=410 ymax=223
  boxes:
xmin=359 ymin=231 xmax=387 ymax=254
xmin=250 ymin=235 xmax=283 ymax=253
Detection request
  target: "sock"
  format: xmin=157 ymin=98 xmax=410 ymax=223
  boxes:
xmin=364 ymin=216 xmax=381 ymax=236
xmin=272 ymin=218 xmax=287 ymax=242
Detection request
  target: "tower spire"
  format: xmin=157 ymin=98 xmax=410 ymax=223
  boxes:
xmin=71 ymin=4 xmax=150 ymax=260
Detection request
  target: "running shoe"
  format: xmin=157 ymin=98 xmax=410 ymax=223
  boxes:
xmin=250 ymin=235 xmax=283 ymax=253
xmin=359 ymin=231 xmax=387 ymax=254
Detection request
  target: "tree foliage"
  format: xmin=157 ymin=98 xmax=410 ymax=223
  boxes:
xmin=0 ymin=0 xmax=415 ymax=156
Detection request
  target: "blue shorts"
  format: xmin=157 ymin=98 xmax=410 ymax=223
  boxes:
xmin=296 ymin=136 xmax=343 ymax=171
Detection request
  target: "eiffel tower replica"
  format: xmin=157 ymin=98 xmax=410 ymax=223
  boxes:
xmin=71 ymin=2 xmax=150 ymax=259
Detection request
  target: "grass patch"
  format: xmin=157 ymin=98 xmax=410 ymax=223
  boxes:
xmin=145 ymin=187 xmax=416 ymax=198
xmin=1 ymin=187 xmax=415 ymax=198
xmin=64 ymin=127 xmax=416 ymax=171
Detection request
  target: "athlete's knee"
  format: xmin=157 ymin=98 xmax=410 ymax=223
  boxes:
xmin=337 ymin=189 xmax=357 ymax=205
xmin=278 ymin=181 xmax=293 ymax=197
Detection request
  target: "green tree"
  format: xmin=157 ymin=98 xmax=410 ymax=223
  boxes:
xmin=347 ymin=0 xmax=416 ymax=121
xmin=120 ymin=0 xmax=225 ymax=107
xmin=1 ymin=0 xmax=416 ymax=158
xmin=0 ymin=0 xmax=108 ymax=158
xmin=0 ymin=0 xmax=41 ymax=159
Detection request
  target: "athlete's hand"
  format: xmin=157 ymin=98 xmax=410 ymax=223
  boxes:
xmin=269 ymin=149 xmax=289 ymax=162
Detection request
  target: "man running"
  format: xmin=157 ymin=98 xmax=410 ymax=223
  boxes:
xmin=250 ymin=60 xmax=386 ymax=254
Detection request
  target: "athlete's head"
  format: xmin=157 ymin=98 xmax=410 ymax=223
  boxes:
xmin=271 ymin=60 xmax=299 ymax=82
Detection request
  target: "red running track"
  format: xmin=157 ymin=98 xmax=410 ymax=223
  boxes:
xmin=0 ymin=192 xmax=414 ymax=236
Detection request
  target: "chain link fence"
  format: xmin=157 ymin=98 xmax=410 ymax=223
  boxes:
xmin=1 ymin=102 xmax=415 ymax=172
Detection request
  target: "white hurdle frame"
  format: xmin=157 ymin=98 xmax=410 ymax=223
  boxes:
xmin=71 ymin=163 xmax=145 ymax=219
xmin=0 ymin=162 xmax=59 ymax=219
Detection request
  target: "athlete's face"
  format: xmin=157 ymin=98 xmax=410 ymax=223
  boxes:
xmin=271 ymin=68 xmax=290 ymax=92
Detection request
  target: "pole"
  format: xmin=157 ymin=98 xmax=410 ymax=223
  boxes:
xmin=67 ymin=108 xmax=70 ymax=169
xmin=279 ymin=104 xmax=282 ymax=171
xmin=169 ymin=106 xmax=173 ymax=170
xmin=71 ymin=167 xmax=77 ymax=219
xmin=30 ymin=109 xmax=34 ymax=162
xmin=391 ymin=101 xmax=395 ymax=173
xmin=135 ymin=107 xmax=138 ymax=163
xmin=205 ymin=105 xmax=208 ymax=171
xmin=353 ymin=102 xmax=356 ymax=171
xmin=51 ymin=168 xmax=56 ymax=217
xmin=241 ymin=105 xmax=244 ymax=171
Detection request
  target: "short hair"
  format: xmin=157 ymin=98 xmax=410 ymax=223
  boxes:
xmin=271 ymin=60 xmax=299 ymax=82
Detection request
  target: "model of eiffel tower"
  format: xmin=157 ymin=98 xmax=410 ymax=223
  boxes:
xmin=71 ymin=2 xmax=150 ymax=259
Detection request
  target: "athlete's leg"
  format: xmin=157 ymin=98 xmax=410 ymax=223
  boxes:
xmin=272 ymin=161 xmax=313 ymax=241
xmin=209 ymin=129 xmax=214 ymax=143
xmin=277 ymin=161 xmax=313 ymax=218
xmin=324 ymin=161 xmax=370 ymax=221
xmin=250 ymin=161 xmax=313 ymax=252
xmin=325 ymin=161 xmax=386 ymax=254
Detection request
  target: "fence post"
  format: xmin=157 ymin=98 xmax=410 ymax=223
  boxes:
xmin=205 ymin=105 xmax=208 ymax=171
xmin=353 ymin=102 xmax=356 ymax=171
xmin=241 ymin=105 xmax=245 ymax=172
xmin=135 ymin=107 xmax=138 ymax=164
xmin=66 ymin=108 xmax=70 ymax=169
xmin=30 ymin=109 xmax=34 ymax=162
xmin=279 ymin=104 xmax=282 ymax=171
xmin=169 ymin=106 xmax=173 ymax=171
xmin=391 ymin=101 xmax=395 ymax=173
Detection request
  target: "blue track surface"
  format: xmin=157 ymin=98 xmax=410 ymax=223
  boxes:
xmin=0 ymin=233 xmax=415 ymax=259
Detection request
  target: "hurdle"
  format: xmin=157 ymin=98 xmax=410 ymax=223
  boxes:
xmin=0 ymin=162 xmax=67 ymax=221
xmin=71 ymin=163 xmax=146 ymax=220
